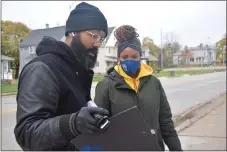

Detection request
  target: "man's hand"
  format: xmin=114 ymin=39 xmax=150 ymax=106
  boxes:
xmin=75 ymin=107 xmax=109 ymax=134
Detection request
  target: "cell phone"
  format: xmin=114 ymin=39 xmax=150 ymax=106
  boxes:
xmin=87 ymin=100 xmax=110 ymax=129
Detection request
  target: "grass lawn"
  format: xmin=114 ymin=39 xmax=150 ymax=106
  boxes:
xmin=1 ymin=69 xmax=225 ymax=94
xmin=2 ymin=83 xmax=18 ymax=94
xmin=153 ymin=69 xmax=225 ymax=77
xmin=92 ymin=76 xmax=105 ymax=82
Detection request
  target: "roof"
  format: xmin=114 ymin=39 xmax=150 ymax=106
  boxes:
xmin=148 ymin=54 xmax=158 ymax=61
xmin=189 ymin=45 xmax=216 ymax=51
xmin=20 ymin=26 xmax=65 ymax=47
xmin=100 ymin=26 xmax=115 ymax=47
xmin=25 ymin=54 xmax=37 ymax=60
xmin=173 ymin=51 xmax=183 ymax=56
xmin=20 ymin=26 xmax=116 ymax=48
xmin=1 ymin=55 xmax=14 ymax=61
xmin=141 ymin=54 xmax=158 ymax=62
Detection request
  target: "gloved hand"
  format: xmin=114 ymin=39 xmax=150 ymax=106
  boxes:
xmin=75 ymin=107 xmax=109 ymax=134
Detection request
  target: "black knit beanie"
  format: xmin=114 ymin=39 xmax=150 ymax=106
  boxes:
xmin=65 ymin=2 xmax=108 ymax=37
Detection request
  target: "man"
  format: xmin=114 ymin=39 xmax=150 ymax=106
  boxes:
xmin=14 ymin=2 xmax=109 ymax=151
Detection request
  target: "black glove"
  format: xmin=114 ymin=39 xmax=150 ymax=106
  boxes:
xmin=75 ymin=107 xmax=109 ymax=134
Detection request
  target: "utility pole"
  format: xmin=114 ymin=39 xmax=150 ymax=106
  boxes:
xmin=223 ymin=46 xmax=226 ymax=66
xmin=200 ymin=43 xmax=203 ymax=67
xmin=160 ymin=28 xmax=163 ymax=69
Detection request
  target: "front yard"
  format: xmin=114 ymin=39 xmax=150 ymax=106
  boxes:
xmin=1 ymin=69 xmax=225 ymax=94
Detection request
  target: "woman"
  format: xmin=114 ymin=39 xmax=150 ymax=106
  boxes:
xmin=94 ymin=25 xmax=182 ymax=151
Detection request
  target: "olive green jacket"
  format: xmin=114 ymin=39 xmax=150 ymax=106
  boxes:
xmin=94 ymin=68 xmax=182 ymax=151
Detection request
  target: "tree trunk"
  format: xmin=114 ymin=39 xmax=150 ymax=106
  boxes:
xmin=14 ymin=62 xmax=20 ymax=79
xmin=15 ymin=66 xmax=19 ymax=79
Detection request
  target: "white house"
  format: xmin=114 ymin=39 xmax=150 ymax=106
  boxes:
xmin=173 ymin=51 xmax=184 ymax=65
xmin=1 ymin=55 xmax=14 ymax=80
xmin=189 ymin=45 xmax=216 ymax=65
xmin=173 ymin=44 xmax=217 ymax=65
xmin=19 ymin=25 xmax=116 ymax=75
xmin=19 ymin=25 xmax=158 ymax=75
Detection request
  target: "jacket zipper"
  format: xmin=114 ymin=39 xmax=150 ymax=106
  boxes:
xmin=133 ymin=78 xmax=140 ymax=109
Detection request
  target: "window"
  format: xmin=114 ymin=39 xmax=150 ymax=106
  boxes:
xmin=3 ymin=61 xmax=8 ymax=73
xmin=29 ymin=46 xmax=36 ymax=54
xmin=190 ymin=58 xmax=194 ymax=62
xmin=106 ymin=61 xmax=110 ymax=66
xmin=95 ymin=61 xmax=99 ymax=67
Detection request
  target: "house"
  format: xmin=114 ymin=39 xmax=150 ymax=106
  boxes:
xmin=173 ymin=51 xmax=184 ymax=65
xmin=173 ymin=44 xmax=217 ymax=65
xmin=1 ymin=55 xmax=14 ymax=80
xmin=141 ymin=46 xmax=159 ymax=64
xmin=19 ymin=25 xmax=158 ymax=75
xmin=19 ymin=24 xmax=116 ymax=75
xmin=19 ymin=24 xmax=65 ymax=74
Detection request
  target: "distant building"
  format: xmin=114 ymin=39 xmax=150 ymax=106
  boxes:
xmin=19 ymin=24 xmax=116 ymax=75
xmin=141 ymin=46 xmax=158 ymax=64
xmin=1 ymin=55 xmax=14 ymax=80
xmin=19 ymin=25 xmax=159 ymax=75
xmin=173 ymin=44 xmax=216 ymax=65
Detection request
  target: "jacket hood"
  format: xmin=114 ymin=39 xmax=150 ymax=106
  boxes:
xmin=36 ymin=36 xmax=76 ymax=63
xmin=112 ymin=62 xmax=153 ymax=92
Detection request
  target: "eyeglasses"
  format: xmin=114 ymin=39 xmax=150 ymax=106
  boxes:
xmin=86 ymin=31 xmax=106 ymax=43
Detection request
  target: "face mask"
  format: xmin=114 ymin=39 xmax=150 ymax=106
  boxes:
xmin=120 ymin=60 xmax=141 ymax=76
xmin=70 ymin=35 xmax=98 ymax=69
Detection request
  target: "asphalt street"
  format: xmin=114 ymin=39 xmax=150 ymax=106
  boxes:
xmin=1 ymin=71 xmax=226 ymax=150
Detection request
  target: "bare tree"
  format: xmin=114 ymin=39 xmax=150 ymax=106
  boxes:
xmin=163 ymin=32 xmax=181 ymax=67
xmin=182 ymin=45 xmax=193 ymax=66
xmin=164 ymin=32 xmax=181 ymax=53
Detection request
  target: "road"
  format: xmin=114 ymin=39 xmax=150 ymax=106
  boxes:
xmin=163 ymin=66 xmax=226 ymax=71
xmin=1 ymin=71 xmax=226 ymax=150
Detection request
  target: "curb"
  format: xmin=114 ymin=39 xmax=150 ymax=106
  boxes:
xmin=173 ymin=93 xmax=226 ymax=133
xmin=2 ymin=92 xmax=17 ymax=96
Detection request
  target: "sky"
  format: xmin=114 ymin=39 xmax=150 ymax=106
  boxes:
xmin=2 ymin=1 xmax=226 ymax=47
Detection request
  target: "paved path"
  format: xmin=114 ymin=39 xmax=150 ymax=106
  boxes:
xmin=1 ymin=72 xmax=226 ymax=150
xmin=178 ymin=94 xmax=226 ymax=150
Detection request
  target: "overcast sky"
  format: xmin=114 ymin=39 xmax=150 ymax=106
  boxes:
xmin=2 ymin=1 xmax=226 ymax=47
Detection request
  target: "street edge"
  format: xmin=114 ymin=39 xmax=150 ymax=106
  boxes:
xmin=172 ymin=92 xmax=226 ymax=133
xmin=1 ymin=92 xmax=17 ymax=96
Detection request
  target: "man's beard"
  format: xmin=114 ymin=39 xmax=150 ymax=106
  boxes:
xmin=70 ymin=35 xmax=98 ymax=70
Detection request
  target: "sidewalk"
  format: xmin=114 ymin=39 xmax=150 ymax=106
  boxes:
xmin=178 ymin=94 xmax=226 ymax=150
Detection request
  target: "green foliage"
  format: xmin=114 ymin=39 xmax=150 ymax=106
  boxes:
xmin=1 ymin=20 xmax=31 ymax=79
xmin=142 ymin=37 xmax=161 ymax=59
xmin=216 ymin=34 xmax=226 ymax=63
